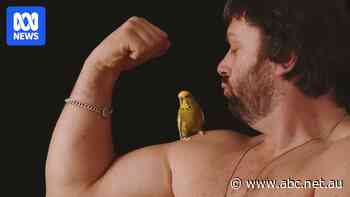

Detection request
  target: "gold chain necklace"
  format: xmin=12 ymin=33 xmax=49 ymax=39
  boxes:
xmin=223 ymin=114 xmax=349 ymax=197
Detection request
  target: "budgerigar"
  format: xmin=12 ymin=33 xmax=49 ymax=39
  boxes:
xmin=177 ymin=90 xmax=205 ymax=141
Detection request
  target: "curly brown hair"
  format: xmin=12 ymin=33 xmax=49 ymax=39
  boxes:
xmin=224 ymin=0 xmax=350 ymax=112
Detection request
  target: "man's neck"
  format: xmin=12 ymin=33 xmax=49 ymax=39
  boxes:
xmin=253 ymin=86 xmax=348 ymax=157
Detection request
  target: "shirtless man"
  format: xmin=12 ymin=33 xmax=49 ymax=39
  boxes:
xmin=45 ymin=0 xmax=350 ymax=196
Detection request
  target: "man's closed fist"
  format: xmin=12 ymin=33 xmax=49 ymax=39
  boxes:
xmin=85 ymin=16 xmax=170 ymax=75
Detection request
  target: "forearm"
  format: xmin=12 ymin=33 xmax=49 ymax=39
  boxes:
xmin=46 ymin=63 xmax=120 ymax=193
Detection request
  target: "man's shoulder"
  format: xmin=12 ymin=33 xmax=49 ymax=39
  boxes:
xmin=315 ymin=134 xmax=350 ymax=177
xmin=313 ymin=135 xmax=350 ymax=196
xmin=325 ymin=123 xmax=350 ymax=159
xmin=130 ymin=129 xmax=253 ymax=163
xmin=182 ymin=129 xmax=250 ymax=142
xmin=325 ymin=135 xmax=350 ymax=162
xmin=165 ymin=129 xmax=256 ymax=165
xmin=169 ymin=129 xmax=251 ymax=150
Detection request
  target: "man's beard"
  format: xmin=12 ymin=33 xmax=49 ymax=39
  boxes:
xmin=224 ymin=59 xmax=276 ymax=126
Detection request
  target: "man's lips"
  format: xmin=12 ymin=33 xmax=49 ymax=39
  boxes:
xmin=221 ymin=82 xmax=226 ymax=89
xmin=221 ymin=83 xmax=231 ymax=96
xmin=221 ymin=78 xmax=229 ymax=89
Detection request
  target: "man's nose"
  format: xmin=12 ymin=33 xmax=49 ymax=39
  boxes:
xmin=217 ymin=53 xmax=230 ymax=77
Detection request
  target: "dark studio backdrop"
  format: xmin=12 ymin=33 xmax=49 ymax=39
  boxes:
xmin=1 ymin=0 xmax=349 ymax=197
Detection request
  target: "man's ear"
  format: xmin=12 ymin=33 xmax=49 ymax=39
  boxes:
xmin=274 ymin=53 xmax=297 ymax=76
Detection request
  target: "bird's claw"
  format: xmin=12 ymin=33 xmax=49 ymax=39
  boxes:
xmin=181 ymin=137 xmax=192 ymax=141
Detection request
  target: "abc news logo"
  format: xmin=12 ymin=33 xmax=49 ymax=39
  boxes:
xmin=7 ymin=6 xmax=46 ymax=46
xmin=13 ymin=12 xmax=39 ymax=40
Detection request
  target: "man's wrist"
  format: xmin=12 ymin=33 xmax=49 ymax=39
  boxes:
xmin=69 ymin=60 xmax=119 ymax=107
xmin=82 ymin=59 xmax=122 ymax=85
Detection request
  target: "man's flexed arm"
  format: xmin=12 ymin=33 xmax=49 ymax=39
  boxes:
xmin=45 ymin=17 xmax=171 ymax=197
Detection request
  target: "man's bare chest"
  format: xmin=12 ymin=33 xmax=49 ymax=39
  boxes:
xmin=171 ymin=141 xmax=338 ymax=197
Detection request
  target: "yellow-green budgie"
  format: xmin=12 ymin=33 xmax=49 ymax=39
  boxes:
xmin=177 ymin=90 xmax=205 ymax=141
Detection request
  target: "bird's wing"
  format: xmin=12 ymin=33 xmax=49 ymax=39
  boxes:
xmin=177 ymin=110 xmax=183 ymax=139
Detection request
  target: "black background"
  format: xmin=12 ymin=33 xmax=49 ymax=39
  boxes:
xmin=1 ymin=0 xmax=349 ymax=196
